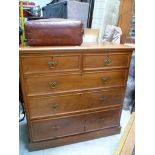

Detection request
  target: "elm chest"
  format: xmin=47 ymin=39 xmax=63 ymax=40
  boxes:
xmin=19 ymin=42 xmax=134 ymax=150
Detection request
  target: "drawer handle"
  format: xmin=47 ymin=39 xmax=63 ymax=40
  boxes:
xmin=48 ymin=60 xmax=58 ymax=69
xmin=51 ymin=103 xmax=59 ymax=110
xmin=99 ymin=96 xmax=108 ymax=102
xmin=49 ymin=81 xmax=57 ymax=88
xmin=97 ymin=117 xmax=105 ymax=122
xmin=104 ymin=56 xmax=112 ymax=66
xmin=101 ymin=77 xmax=110 ymax=84
xmin=51 ymin=125 xmax=60 ymax=130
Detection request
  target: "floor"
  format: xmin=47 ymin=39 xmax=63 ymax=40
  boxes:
xmin=19 ymin=110 xmax=131 ymax=155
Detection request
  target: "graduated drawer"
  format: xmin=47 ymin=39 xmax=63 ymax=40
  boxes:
xmin=29 ymin=89 xmax=124 ymax=119
xmin=31 ymin=115 xmax=85 ymax=142
xmin=26 ymin=74 xmax=81 ymax=96
xmin=21 ymin=54 xmax=80 ymax=74
xmin=26 ymin=70 xmax=127 ymax=96
xmin=81 ymin=70 xmax=127 ymax=90
xmin=85 ymin=108 xmax=121 ymax=131
xmin=83 ymin=53 xmax=131 ymax=70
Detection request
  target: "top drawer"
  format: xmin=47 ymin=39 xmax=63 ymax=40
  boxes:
xmin=83 ymin=53 xmax=131 ymax=70
xmin=21 ymin=54 xmax=80 ymax=74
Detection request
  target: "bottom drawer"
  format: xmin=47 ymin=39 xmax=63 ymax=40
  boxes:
xmin=31 ymin=108 xmax=121 ymax=142
xmin=31 ymin=115 xmax=85 ymax=142
xmin=85 ymin=108 xmax=121 ymax=131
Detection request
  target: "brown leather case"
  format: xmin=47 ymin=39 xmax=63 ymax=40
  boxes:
xmin=24 ymin=18 xmax=84 ymax=46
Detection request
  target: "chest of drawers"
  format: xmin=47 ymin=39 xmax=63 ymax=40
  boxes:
xmin=19 ymin=42 xmax=134 ymax=150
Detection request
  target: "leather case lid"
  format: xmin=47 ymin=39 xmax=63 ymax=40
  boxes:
xmin=24 ymin=18 xmax=84 ymax=46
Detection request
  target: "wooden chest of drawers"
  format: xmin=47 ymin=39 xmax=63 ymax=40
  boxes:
xmin=19 ymin=42 xmax=134 ymax=150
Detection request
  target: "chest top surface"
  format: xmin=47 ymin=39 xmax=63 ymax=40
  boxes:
xmin=19 ymin=42 xmax=134 ymax=54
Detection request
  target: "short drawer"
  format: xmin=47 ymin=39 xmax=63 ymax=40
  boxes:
xmin=26 ymin=70 xmax=127 ymax=96
xmin=21 ymin=54 xmax=80 ymax=74
xmin=83 ymin=53 xmax=131 ymax=70
xmin=82 ymin=89 xmax=125 ymax=110
xmin=81 ymin=70 xmax=127 ymax=89
xmin=85 ymin=108 xmax=121 ymax=131
xmin=26 ymin=74 xmax=81 ymax=96
xmin=29 ymin=93 xmax=82 ymax=119
xmin=29 ymin=89 xmax=124 ymax=119
xmin=31 ymin=115 xmax=85 ymax=142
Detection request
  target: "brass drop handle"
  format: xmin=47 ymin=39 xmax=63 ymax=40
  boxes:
xmin=101 ymin=77 xmax=109 ymax=84
xmin=48 ymin=60 xmax=58 ymax=69
xmin=49 ymin=81 xmax=57 ymax=88
xmin=51 ymin=125 xmax=60 ymax=130
xmin=104 ymin=56 xmax=112 ymax=66
xmin=99 ymin=96 xmax=107 ymax=102
xmin=97 ymin=117 xmax=105 ymax=122
xmin=52 ymin=103 xmax=59 ymax=110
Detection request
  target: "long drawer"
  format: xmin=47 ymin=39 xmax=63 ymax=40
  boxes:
xmin=29 ymin=89 xmax=125 ymax=119
xmin=26 ymin=70 xmax=127 ymax=96
xmin=83 ymin=53 xmax=131 ymax=70
xmin=21 ymin=54 xmax=81 ymax=74
xmin=31 ymin=108 xmax=120 ymax=142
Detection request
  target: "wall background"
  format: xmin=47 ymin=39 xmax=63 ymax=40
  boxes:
xmin=24 ymin=0 xmax=120 ymax=41
xmin=91 ymin=0 xmax=120 ymax=41
xmin=30 ymin=0 xmax=51 ymax=8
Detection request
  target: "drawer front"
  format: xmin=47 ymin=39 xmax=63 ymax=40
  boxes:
xmin=81 ymin=70 xmax=127 ymax=89
xmin=26 ymin=70 xmax=127 ymax=96
xmin=83 ymin=53 xmax=130 ymax=70
xmin=29 ymin=89 xmax=124 ymax=119
xmin=85 ymin=109 xmax=121 ymax=131
xmin=26 ymin=74 xmax=81 ymax=95
xmin=21 ymin=54 xmax=80 ymax=74
xmin=31 ymin=115 xmax=85 ymax=142
xmin=29 ymin=93 xmax=82 ymax=119
xmin=82 ymin=89 xmax=124 ymax=110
